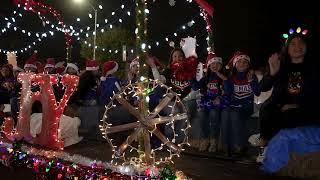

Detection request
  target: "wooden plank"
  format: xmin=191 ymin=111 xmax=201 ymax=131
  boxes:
xmin=106 ymin=122 xmax=140 ymax=134
xmin=153 ymin=129 xmax=180 ymax=153
xmin=143 ymin=129 xmax=152 ymax=165
xmin=118 ymin=128 xmax=140 ymax=155
xmin=149 ymin=113 xmax=188 ymax=125
xmin=147 ymin=93 xmax=175 ymax=119
xmin=115 ymin=96 xmax=141 ymax=120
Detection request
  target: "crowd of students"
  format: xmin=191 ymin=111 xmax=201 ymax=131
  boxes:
xmin=1 ymin=33 xmax=319 ymax=162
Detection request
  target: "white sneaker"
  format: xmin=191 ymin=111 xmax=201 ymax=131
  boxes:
xmin=248 ymin=133 xmax=264 ymax=147
xmin=256 ymin=146 xmax=267 ymax=163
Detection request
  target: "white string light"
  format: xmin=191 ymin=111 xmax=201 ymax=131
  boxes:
xmin=101 ymin=79 xmax=190 ymax=166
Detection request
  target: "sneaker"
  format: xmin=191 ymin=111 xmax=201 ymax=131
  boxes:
xmin=248 ymin=134 xmax=265 ymax=147
xmin=198 ymin=139 xmax=209 ymax=152
xmin=256 ymin=146 xmax=267 ymax=163
xmin=208 ymin=139 xmax=217 ymax=152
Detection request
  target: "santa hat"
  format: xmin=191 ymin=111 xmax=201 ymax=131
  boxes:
xmin=129 ymin=59 xmax=140 ymax=69
xmin=24 ymin=53 xmax=38 ymax=70
xmin=86 ymin=59 xmax=99 ymax=71
xmin=36 ymin=61 xmax=44 ymax=73
xmin=101 ymin=60 xmax=118 ymax=81
xmin=64 ymin=63 xmax=80 ymax=75
xmin=44 ymin=58 xmax=56 ymax=69
xmin=55 ymin=61 xmax=65 ymax=74
xmin=206 ymin=52 xmax=222 ymax=68
xmin=226 ymin=51 xmax=250 ymax=69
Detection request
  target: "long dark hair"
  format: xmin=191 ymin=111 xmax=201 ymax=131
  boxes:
xmin=203 ymin=64 xmax=225 ymax=93
xmin=77 ymin=71 xmax=98 ymax=98
xmin=276 ymin=34 xmax=312 ymax=77
xmin=0 ymin=64 xmax=14 ymax=79
xmin=280 ymin=34 xmax=308 ymax=65
xmin=230 ymin=60 xmax=252 ymax=77
xmin=168 ymin=47 xmax=186 ymax=68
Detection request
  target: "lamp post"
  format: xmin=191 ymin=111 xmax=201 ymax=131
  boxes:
xmin=74 ymin=0 xmax=97 ymax=60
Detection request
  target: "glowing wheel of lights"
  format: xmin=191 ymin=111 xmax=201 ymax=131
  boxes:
xmin=100 ymin=79 xmax=190 ymax=166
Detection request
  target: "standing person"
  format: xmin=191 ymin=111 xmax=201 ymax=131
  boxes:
xmin=44 ymin=58 xmax=56 ymax=74
xmin=122 ymin=58 xmax=140 ymax=86
xmin=55 ymin=61 xmax=65 ymax=75
xmin=249 ymin=33 xmax=319 ymax=162
xmin=77 ymin=59 xmax=100 ymax=106
xmin=10 ymin=66 xmax=24 ymax=123
xmin=24 ymin=54 xmax=38 ymax=73
xmin=64 ymin=63 xmax=80 ymax=76
xmin=146 ymin=45 xmax=198 ymax=143
xmin=146 ymin=47 xmax=198 ymax=99
xmin=191 ymin=52 xmax=228 ymax=152
xmin=99 ymin=60 xmax=121 ymax=106
xmin=221 ymin=51 xmax=260 ymax=155
xmin=0 ymin=64 xmax=15 ymax=112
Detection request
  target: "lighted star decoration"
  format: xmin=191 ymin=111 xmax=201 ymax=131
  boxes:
xmin=100 ymin=78 xmax=190 ymax=166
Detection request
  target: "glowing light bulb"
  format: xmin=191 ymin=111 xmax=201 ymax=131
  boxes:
xmin=296 ymin=27 xmax=302 ymax=33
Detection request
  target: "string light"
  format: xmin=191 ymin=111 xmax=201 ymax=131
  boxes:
xmin=2 ymin=0 xmax=211 ymax=54
xmin=0 ymin=38 xmax=42 ymax=55
xmin=283 ymin=27 xmax=309 ymax=40
xmin=2 ymin=73 xmax=79 ymax=150
xmin=0 ymin=141 xmax=187 ymax=179
xmin=101 ymin=79 xmax=190 ymax=166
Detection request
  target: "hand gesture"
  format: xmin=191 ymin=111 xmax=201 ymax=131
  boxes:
xmin=146 ymin=55 xmax=156 ymax=68
xmin=268 ymin=53 xmax=281 ymax=76
xmin=281 ymin=104 xmax=299 ymax=112
xmin=247 ymin=70 xmax=254 ymax=82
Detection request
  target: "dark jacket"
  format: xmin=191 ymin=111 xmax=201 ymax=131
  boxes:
xmin=260 ymin=61 xmax=319 ymax=123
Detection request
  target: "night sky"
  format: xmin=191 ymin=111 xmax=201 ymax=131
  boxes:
xmin=0 ymin=0 xmax=319 ymax=68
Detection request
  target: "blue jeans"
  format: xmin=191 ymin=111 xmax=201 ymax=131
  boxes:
xmin=221 ymin=104 xmax=253 ymax=150
xmin=192 ymin=109 xmax=221 ymax=140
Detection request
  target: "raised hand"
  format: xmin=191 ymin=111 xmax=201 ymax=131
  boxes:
xmin=215 ymin=71 xmax=227 ymax=81
xmin=281 ymin=104 xmax=299 ymax=112
xmin=247 ymin=70 xmax=254 ymax=82
xmin=145 ymin=55 xmax=156 ymax=68
xmin=268 ymin=53 xmax=281 ymax=76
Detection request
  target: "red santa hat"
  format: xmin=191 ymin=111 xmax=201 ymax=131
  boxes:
xmin=55 ymin=61 xmax=65 ymax=74
xmin=44 ymin=58 xmax=56 ymax=69
xmin=64 ymin=63 xmax=80 ymax=75
xmin=129 ymin=58 xmax=140 ymax=69
xmin=101 ymin=60 xmax=118 ymax=81
xmin=206 ymin=52 xmax=222 ymax=68
xmin=226 ymin=51 xmax=250 ymax=69
xmin=86 ymin=59 xmax=99 ymax=71
xmin=24 ymin=53 xmax=38 ymax=70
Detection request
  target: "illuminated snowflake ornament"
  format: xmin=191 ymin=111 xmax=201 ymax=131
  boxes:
xmin=100 ymin=79 xmax=190 ymax=166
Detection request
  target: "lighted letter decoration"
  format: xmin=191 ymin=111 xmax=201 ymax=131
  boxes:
xmin=3 ymin=73 xmax=78 ymax=150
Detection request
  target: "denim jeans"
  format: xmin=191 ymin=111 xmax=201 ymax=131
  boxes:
xmin=221 ymin=104 xmax=253 ymax=150
xmin=192 ymin=109 xmax=221 ymax=140
xmin=162 ymin=100 xmax=190 ymax=144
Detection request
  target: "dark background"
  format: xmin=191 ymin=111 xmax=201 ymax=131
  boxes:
xmin=0 ymin=0 xmax=319 ymax=68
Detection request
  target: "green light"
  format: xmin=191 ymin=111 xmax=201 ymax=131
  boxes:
xmin=282 ymin=33 xmax=289 ymax=39
xmin=45 ymin=168 xmax=50 ymax=173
